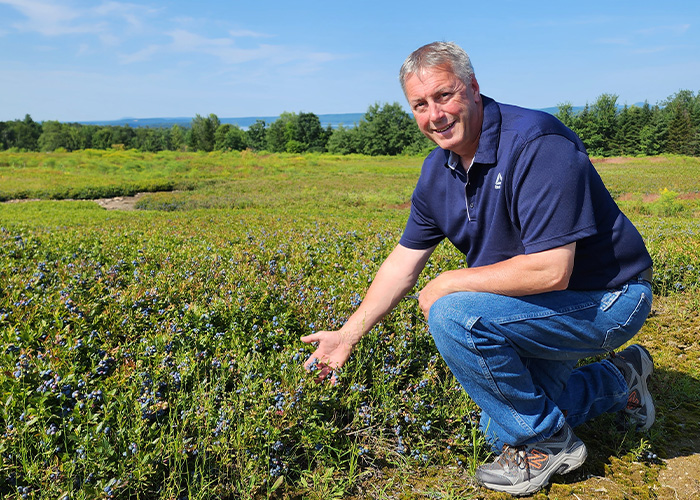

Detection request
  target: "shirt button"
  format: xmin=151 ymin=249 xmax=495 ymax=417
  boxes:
xmin=469 ymin=203 xmax=474 ymax=208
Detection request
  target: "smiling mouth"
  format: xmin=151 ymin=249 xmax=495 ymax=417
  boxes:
xmin=434 ymin=121 xmax=455 ymax=133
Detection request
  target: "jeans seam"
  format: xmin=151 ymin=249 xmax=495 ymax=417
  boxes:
xmin=467 ymin=323 xmax=537 ymax=439
xmin=496 ymin=300 xmax=598 ymax=324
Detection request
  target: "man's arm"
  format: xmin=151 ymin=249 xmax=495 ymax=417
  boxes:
xmin=301 ymin=243 xmax=436 ymax=381
xmin=418 ymin=242 xmax=576 ymax=318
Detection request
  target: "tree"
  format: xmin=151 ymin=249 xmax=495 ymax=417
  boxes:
xmin=0 ymin=121 xmax=8 ymax=150
xmin=555 ymin=102 xmax=579 ymax=132
xmin=614 ymin=103 xmax=653 ymax=156
xmin=170 ymin=125 xmax=185 ymax=151
xmin=190 ymin=113 xmax=220 ymax=151
xmin=38 ymin=121 xmax=70 ymax=151
xmin=297 ymin=112 xmax=327 ymax=152
xmin=92 ymin=127 xmax=113 ymax=149
xmin=134 ymin=127 xmax=164 ymax=152
xmin=246 ymin=120 xmax=267 ymax=151
xmin=69 ymin=124 xmax=96 ymax=151
xmin=576 ymin=94 xmax=618 ymax=156
xmin=356 ymin=102 xmax=417 ymax=156
xmin=266 ymin=112 xmax=298 ymax=153
xmin=327 ymin=124 xmax=361 ymax=154
xmin=112 ymin=126 xmax=136 ymax=149
xmin=215 ymin=123 xmax=247 ymax=151
xmin=664 ymin=90 xmax=697 ymax=155
xmin=9 ymin=114 xmax=42 ymax=151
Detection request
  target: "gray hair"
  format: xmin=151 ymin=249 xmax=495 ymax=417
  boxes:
xmin=399 ymin=41 xmax=475 ymax=96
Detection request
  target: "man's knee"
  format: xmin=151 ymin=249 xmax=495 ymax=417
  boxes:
xmin=427 ymin=292 xmax=478 ymax=344
xmin=426 ymin=293 xmax=454 ymax=335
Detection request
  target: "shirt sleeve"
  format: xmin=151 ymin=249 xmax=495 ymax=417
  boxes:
xmin=399 ymin=193 xmax=446 ymax=250
xmin=510 ymin=134 xmax=600 ymax=254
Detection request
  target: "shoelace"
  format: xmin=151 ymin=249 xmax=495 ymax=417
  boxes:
xmin=498 ymin=445 xmax=531 ymax=478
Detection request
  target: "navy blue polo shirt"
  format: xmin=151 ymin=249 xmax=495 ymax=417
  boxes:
xmin=400 ymin=95 xmax=652 ymax=290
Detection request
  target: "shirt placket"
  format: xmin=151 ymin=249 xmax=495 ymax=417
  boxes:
xmin=465 ymin=174 xmax=476 ymax=222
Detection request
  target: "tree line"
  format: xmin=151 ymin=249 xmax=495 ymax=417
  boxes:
xmin=555 ymin=90 xmax=700 ymax=157
xmin=1 ymin=90 xmax=698 ymax=157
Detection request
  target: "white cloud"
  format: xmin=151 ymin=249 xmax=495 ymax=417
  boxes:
xmin=76 ymin=43 xmax=93 ymax=56
xmin=118 ymin=44 xmax=161 ymax=64
xmin=630 ymin=45 xmax=682 ymax=55
xmin=0 ymin=0 xmax=95 ymax=36
xmin=118 ymin=28 xmax=340 ymax=73
xmin=91 ymin=1 xmax=161 ymax=31
xmin=636 ymin=24 xmax=691 ymax=37
xmin=595 ymin=37 xmax=631 ymax=46
xmin=229 ymin=29 xmax=273 ymax=38
xmin=0 ymin=0 xmax=157 ymax=40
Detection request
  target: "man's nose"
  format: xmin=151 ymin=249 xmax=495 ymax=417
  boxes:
xmin=429 ymin=102 xmax=444 ymax=122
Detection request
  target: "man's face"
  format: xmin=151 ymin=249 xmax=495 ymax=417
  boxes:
xmin=404 ymin=64 xmax=482 ymax=160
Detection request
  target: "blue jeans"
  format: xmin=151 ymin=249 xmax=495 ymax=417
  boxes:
xmin=427 ymin=280 xmax=652 ymax=452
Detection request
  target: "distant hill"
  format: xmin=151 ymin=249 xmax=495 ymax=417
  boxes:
xmin=76 ymin=103 xmax=647 ymax=129
xmin=79 ymin=113 xmax=366 ymax=130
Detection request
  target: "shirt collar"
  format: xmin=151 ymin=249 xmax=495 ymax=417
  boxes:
xmin=473 ymin=95 xmax=500 ymax=165
xmin=445 ymin=150 xmax=475 ymax=174
xmin=446 ymin=150 xmax=461 ymax=170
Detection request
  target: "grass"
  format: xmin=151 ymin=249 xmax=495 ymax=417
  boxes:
xmin=1 ymin=150 xmax=699 ymax=499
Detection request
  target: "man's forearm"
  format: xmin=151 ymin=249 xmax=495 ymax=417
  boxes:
xmin=418 ymin=242 xmax=576 ymax=317
xmin=338 ymin=244 xmax=435 ymax=346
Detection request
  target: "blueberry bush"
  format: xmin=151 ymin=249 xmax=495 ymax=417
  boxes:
xmin=1 ymin=151 xmax=699 ymax=498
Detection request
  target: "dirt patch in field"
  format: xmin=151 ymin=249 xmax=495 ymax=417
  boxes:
xmin=593 ymin=157 xmax=668 ymax=164
xmin=618 ymin=193 xmax=661 ymax=202
xmin=95 ymin=193 xmax=145 ymax=211
xmin=3 ymin=198 xmax=42 ymax=204
xmin=388 ymin=201 xmax=412 ymax=210
xmin=617 ymin=192 xmax=700 ymax=201
xmin=657 ymin=454 xmax=700 ymax=499
xmin=2 ymin=194 xmax=146 ymax=210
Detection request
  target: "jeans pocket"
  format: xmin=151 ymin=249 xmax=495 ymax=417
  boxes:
xmin=599 ymin=285 xmax=626 ymax=312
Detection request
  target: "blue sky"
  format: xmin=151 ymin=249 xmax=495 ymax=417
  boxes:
xmin=1 ymin=0 xmax=698 ymax=122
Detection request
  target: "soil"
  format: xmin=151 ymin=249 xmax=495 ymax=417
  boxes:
xmin=3 ymin=194 xmax=144 ymax=210
xmin=94 ymin=193 xmax=144 ymax=210
xmin=658 ymin=454 xmax=700 ymax=499
xmin=592 ymin=157 xmax=669 ymax=164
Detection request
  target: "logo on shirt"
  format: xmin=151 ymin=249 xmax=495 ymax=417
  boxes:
xmin=494 ymin=173 xmax=503 ymax=190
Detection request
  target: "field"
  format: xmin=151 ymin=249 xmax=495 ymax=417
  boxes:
xmin=1 ymin=150 xmax=699 ymax=499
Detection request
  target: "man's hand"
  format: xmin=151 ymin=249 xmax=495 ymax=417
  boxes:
xmin=299 ymin=244 xmax=436 ymax=383
xmin=300 ymin=330 xmax=355 ymax=384
xmin=418 ymin=270 xmax=458 ymax=320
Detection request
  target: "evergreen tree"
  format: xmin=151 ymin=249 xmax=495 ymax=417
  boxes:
xmin=665 ymin=90 xmax=696 ymax=155
xmin=555 ymin=102 xmax=579 ymax=132
xmin=170 ymin=125 xmax=185 ymax=151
